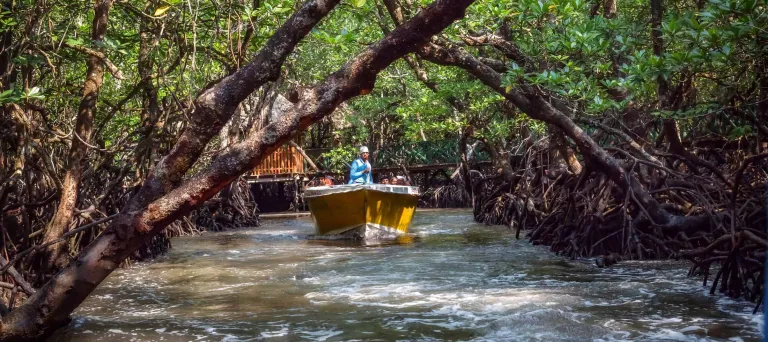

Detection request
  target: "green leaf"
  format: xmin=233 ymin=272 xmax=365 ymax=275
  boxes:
xmin=0 ymin=88 xmax=19 ymax=104
xmin=154 ymin=5 xmax=171 ymax=16
xmin=273 ymin=7 xmax=292 ymax=14
xmin=0 ymin=89 xmax=14 ymax=99
xmin=351 ymin=0 xmax=366 ymax=8
xmin=66 ymin=38 xmax=83 ymax=47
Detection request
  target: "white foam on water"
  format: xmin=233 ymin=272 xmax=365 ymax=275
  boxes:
xmin=124 ymin=307 xmax=167 ymax=317
xmin=305 ymin=282 xmax=429 ymax=305
xmin=486 ymin=273 xmax=527 ymax=285
xmin=639 ymin=317 xmax=684 ymax=325
xmin=642 ymin=328 xmax=705 ymax=341
xmin=306 ymin=276 xmax=588 ymax=335
xmin=415 ymin=228 xmax=455 ymax=236
xmin=753 ymin=315 xmax=764 ymax=335
xmin=259 ymin=326 xmax=289 ymax=338
xmin=393 ymin=317 xmax=468 ymax=330
xmin=679 ymin=325 xmax=707 ymax=333
xmin=638 ymin=288 xmax=657 ymax=297
xmin=468 ymin=309 xmax=593 ymax=342
xmin=429 ymin=304 xmax=482 ymax=322
xmin=249 ymin=228 xmax=304 ymax=236
xmin=296 ymin=328 xmax=343 ymax=341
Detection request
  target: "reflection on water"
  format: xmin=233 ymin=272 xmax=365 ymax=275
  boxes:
xmin=51 ymin=209 xmax=762 ymax=341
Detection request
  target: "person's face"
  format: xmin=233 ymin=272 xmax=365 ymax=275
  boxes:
xmin=361 ymin=152 xmax=369 ymax=161
xmin=382 ymin=178 xmax=390 ymax=184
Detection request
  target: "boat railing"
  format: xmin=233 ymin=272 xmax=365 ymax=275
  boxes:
xmin=304 ymin=184 xmax=420 ymax=198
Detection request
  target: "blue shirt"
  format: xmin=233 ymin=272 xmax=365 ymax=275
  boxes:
xmin=348 ymin=158 xmax=373 ymax=184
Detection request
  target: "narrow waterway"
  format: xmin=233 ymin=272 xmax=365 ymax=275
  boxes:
xmin=52 ymin=209 xmax=762 ymax=341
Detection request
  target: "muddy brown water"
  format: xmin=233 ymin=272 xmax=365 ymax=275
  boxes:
xmin=51 ymin=209 xmax=762 ymax=341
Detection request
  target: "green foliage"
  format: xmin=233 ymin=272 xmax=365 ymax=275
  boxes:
xmin=489 ymin=0 xmax=766 ymax=129
xmin=319 ymin=146 xmax=357 ymax=173
xmin=376 ymin=139 xmax=491 ymax=166
xmin=0 ymin=88 xmax=20 ymax=105
xmin=3 ymin=0 xmax=765 ymax=167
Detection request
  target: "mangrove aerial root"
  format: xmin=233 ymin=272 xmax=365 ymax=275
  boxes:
xmin=472 ymin=134 xmax=766 ymax=303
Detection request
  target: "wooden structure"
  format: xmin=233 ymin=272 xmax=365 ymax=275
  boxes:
xmin=249 ymin=143 xmax=308 ymax=183
xmin=245 ymin=140 xmax=493 ymax=213
xmin=247 ymin=140 xmax=493 ymax=184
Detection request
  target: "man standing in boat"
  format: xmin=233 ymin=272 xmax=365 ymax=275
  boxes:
xmin=348 ymin=146 xmax=373 ymax=184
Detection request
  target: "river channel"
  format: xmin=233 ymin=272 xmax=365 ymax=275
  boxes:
xmin=52 ymin=209 xmax=762 ymax=341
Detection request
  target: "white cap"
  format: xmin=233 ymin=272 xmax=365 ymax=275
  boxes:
xmin=359 ymin=146 xmax=369 ymax=153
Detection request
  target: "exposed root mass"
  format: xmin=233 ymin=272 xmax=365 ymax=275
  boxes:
xmin=472 ymin=135 xmax=766 ymax=306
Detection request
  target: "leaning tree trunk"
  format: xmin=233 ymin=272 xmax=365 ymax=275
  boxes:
xmin=416 ymin=40 xmax=720 ymax=230
xmin=119 ymin=2 xmax=338 ymax=217
xmin=41 ymin=0 xmax=113 ymax=271
xmin=0 ymin=1 xmax=475 ymax=339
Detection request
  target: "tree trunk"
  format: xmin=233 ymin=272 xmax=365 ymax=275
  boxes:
xmin=289 ymin=140 xmax=319 ymax=172
xmin=651 ymin=0 xmax=730 ymax=185
xmin=458 ymin=125 xmax=474 ymax=201
xmin=549 ymin=126 xmax=582 ymax=175
xmin=220 ymin=104 xmax=244 ymax=150
xmin=135 ymin=0 xmax=162 ymax=180
xmin=484 ymin=139 xmax=516 ymax=184
xmin=121 ymin=0 xmax=340 ymax=216
xmin=603 ymin=0 xmax=616 ymax=18
xmin=0 ymin=1 xmax=474 ymax=339
xmin=41 ymin=0 xmax=113 ymax=271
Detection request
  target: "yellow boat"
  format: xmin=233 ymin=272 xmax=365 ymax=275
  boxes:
xmin=304 ymin=184 xmax=420 ymax=239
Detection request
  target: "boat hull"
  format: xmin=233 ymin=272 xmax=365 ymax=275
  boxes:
xmin=305 ymin=185 xmax=419 ymax=239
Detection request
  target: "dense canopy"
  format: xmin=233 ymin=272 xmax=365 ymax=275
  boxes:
xmin=1 ymin=0 xmax=766 ymax=339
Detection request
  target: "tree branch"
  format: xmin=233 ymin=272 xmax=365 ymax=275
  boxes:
xmin=62 ymin=43 xmax=124 ymax=80
xmin=0 ymin=257 xmax=35 ymax=296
